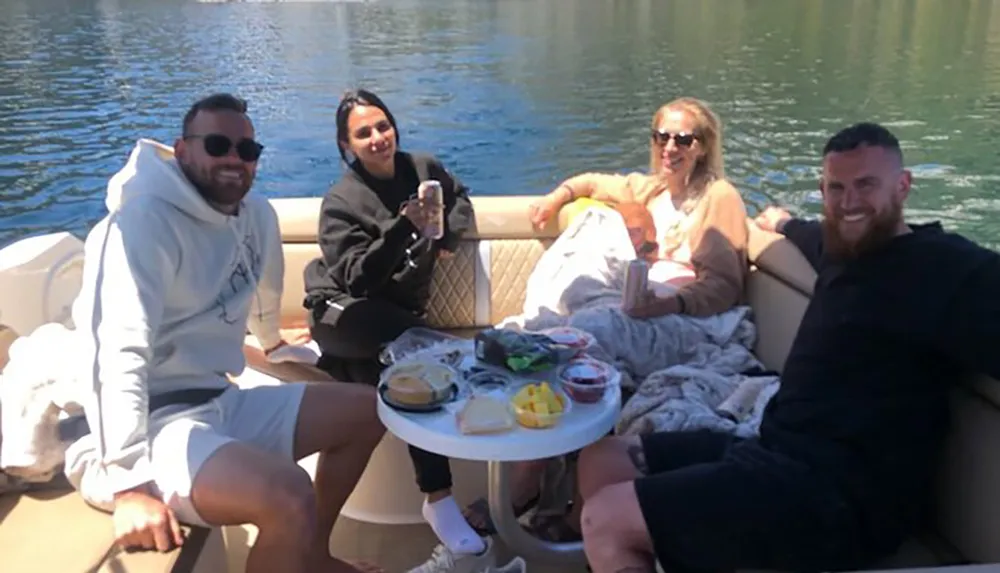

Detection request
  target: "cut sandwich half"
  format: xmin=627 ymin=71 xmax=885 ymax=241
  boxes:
xmin=457 ymin=394 xmax=515 ymax=435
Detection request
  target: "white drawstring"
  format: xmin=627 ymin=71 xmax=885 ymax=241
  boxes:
xmin=227 ymin=203 xmax=263 ymax=327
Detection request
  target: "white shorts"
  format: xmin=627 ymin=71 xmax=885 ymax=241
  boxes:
xmin=66 ymin=383 xmax=306 ymax=526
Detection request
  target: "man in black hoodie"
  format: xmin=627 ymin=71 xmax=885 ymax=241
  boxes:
xmin=575 ymin=122 xmax=1000 ymax=573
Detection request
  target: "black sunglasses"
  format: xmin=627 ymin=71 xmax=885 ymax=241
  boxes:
xmin=185 ymin=134 xmax=264 ymax=162
xmin=651 ymin=130 xmax=696 ymax=148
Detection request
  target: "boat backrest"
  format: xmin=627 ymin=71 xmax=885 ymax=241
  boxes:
xmin=743 ymin=226 xmax=815 ymax=371
xmin=272 ymin=196 xmax=560 ymax=333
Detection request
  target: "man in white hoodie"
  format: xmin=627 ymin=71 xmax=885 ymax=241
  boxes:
xmin=63 ymin=93 xmax=385 ymax=573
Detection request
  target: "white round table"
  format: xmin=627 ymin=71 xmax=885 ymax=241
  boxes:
xmin=377 ymin=365 xmax=621 ymax=565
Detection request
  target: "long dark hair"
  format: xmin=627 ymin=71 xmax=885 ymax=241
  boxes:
xmin=335 ymin=89 xmax=400 ymax=166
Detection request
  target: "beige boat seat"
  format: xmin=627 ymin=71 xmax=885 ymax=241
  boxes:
xmin=0 ymin=330 xmax=343 ymax=573
xmin=0 ymin=488 xmax=222 ymax=573
xmin=0 ymin=332 xmax=230 ymax=573
xmin=7 ymin=194 xmax=1000 ymax=572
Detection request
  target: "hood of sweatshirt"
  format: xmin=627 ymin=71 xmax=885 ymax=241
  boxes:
xmin=105 ymin=138 xmax=234 ymax=226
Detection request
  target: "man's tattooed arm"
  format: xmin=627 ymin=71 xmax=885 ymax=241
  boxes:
xmin=627 ymin=443 xmax=649 ymax=474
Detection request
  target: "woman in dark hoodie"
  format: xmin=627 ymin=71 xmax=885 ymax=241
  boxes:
xmin=302 ymin=90 xmax=489 ymax=564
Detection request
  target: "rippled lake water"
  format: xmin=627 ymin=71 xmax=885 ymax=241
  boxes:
xmin=2 ymin=0 xmax=1000 ymax=247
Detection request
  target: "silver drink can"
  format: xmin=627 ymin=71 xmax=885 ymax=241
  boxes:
xmin=417 ymin=180 xmax=445 ymax=240
xmin=622 ymin=258 xmax=649 ymax=311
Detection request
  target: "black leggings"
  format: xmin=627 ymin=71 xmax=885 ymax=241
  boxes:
xmin=309 ymin=297 xmax=453 ymax=494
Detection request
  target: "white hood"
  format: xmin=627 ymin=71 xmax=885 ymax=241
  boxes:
xmin=67 ymin=138 xmax=284 ymax=495
xmin=105 ymin=138 xmax=234 ymax=225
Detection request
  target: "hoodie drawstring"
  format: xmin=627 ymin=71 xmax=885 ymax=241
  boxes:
xmin=228 ymin=213 xmax=263 ymax=327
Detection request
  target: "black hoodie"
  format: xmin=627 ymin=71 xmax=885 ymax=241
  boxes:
xmin=303 ymin=152 xmax=475 ymax=315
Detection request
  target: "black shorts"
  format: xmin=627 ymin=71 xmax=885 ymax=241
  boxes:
xmin=633 ymin=431 xmax=874 ymax=573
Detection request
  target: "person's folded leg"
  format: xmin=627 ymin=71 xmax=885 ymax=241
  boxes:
xmin=205 ymin=382 xmax=385 ymax=572
xmin=409 ymin=444 xmax=486 ymax=555
xmin=578 ymin=429 xmax=736 ymax=502
xmin=309 ymin=297 xmax=426 ymax=362
xmin=581 ymin=438 xmax=873 ymax=573
xmin=135 ymin=388 xmax=380 ymax=573
xmin=309 ymin=297 xmax=482 ymax=554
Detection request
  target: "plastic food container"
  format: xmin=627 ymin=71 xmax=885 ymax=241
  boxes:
xmin=466 ymin=370 xmax=514 ymax=392
xmin=558 ymin=358 xmax=615 ymax=404
xmin=380 ymin=360 xmax=458 ymax=406
xmin=541 ymin=327 xmax=596 ymax=351
xmin=539 ymin=327 xmax=597 ymax=360
xmin=510 ymin=382 xmax=570 ymax=429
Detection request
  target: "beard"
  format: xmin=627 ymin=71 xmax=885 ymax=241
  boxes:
xmin=179 ymin=159 xmax=253 ymax=209
xmin=822 ymin=200 xmax=903 ymax=262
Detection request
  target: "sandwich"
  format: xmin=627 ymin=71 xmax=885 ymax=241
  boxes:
xmin=457 ymin=395 xmax=515 ymax=435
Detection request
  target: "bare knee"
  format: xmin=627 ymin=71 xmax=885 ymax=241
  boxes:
xmin=294 ymin=382 xmax=385 ymax=459
xmin=257 ymin=464 xmax=318 ymax=531
xmin=581 ymin=482 xmax=654 ymax=562
xmin=350 ymin=385 xmax=385 ymax=444
xmin=578 ymin=435 xmax=643 ymax=500
xmin=580 ymin=486 xmax=616 ymax=541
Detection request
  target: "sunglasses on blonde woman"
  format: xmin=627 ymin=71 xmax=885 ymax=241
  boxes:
xmin=651 ymin=130 xmax=696 ymax=148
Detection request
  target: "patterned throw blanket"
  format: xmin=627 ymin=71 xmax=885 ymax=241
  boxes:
xmin=499 ymin=207 xmax=780 ymax=437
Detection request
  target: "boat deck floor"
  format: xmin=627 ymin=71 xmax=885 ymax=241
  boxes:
xmin=329 ymin=517 xmax=583 ymax=573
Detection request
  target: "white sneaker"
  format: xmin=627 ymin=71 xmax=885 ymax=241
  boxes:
xmin=406 ymin=536 xmax=496 ymax=573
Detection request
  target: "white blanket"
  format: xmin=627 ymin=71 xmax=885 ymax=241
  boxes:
xmin=500 ymin=207 xmax=780 ymax=436
xmin=0 ymin=323 xmax=84 ymax=484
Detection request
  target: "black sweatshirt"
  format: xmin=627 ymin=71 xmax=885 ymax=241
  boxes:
xmin=303 ymin=152 xmax=475 ymax=314
xmin=759 ymin=219 xmax=1000 ymax=539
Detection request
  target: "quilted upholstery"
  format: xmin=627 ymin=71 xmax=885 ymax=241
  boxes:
xmin=426 ymin=242 xmax=477 ymax=329
xmin=488 ymin=239 xmax=551 ymax=324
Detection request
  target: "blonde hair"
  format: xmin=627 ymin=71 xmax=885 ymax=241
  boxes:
xmin=649 ymin=97 xmax=725 ymax=193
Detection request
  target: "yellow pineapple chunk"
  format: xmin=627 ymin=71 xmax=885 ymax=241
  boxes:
xmin=545 ymin=392 xmax=562 ymax=414
xmin=510 ymin=383 xmax=565 ymax=429
xmin=513 ymin=390 xmax=530 ymax=408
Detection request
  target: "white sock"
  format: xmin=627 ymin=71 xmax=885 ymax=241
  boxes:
xmin=422 ymin=496 xmax=487 ymax=555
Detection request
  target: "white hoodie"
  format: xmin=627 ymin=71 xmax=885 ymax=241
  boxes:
xmin=70 ymin=138 xmax=284 ymax=494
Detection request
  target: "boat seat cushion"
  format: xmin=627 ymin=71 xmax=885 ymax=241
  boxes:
xmin=744 ymin=268 xmax=810 ymax=372
xmin=746 ymin=224 xmax=817 ymax=295
xmin=0 ymin=487 xmax=201 ymax=572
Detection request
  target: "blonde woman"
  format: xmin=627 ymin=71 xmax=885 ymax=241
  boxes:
xmin=530 ymin=96 xmax=749 ymax=318
xmin=464 ymin=98 xmax=750 ymax=542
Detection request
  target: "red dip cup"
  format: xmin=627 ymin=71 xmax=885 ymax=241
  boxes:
xmin=558 ymin=359 xmax=613 ymax=404
xmin=542 ymin=327 xmax=596 ymax=358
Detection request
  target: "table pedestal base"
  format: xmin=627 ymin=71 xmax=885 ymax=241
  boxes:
xmin=487 ymin=461 xmax=586 ymax=565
